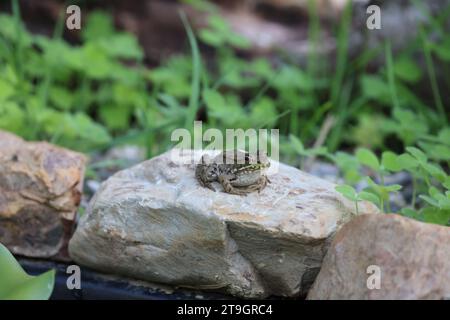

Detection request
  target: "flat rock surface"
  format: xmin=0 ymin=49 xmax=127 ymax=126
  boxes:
xmin=0 ymin=131 xmax=86 ymax=259
xmin=307 ymin=214 xmax=450 ymax=300
xmin=69 ymin=149 xmax=378 ymax=298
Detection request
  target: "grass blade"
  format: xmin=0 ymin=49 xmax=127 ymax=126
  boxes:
xmin=179 ymin=11 xmax=202 ymax=130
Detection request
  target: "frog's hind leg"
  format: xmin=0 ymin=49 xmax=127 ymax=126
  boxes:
xmin=200 ymin=179 xmax=216 ymax=192
xmin=218 ymin=175 xmax=250 ymax=196
xmin=246 ymin=175 xmax=269 ymax=193
xmin=256 ymin=175 xmax=269 ymax=192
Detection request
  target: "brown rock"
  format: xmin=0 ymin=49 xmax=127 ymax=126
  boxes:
xmin=307 ymin=214 xmax=450 ymax=300
xmin=0 ymin=131 xmax=86 ymax=260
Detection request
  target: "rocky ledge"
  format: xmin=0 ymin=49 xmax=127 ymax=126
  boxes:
xmin=69 ymin=149 xmax=379 ymax=298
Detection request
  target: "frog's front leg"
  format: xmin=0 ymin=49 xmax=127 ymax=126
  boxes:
xmin=196 ymin=168 xmax=216 ymax=191
xmin=195 ymin=156 xmax=216 ymax=192
xmin=218 ymin=175 xmax=250 ymax=196
xmin=255 ymin=175 xmax=269 ymax=192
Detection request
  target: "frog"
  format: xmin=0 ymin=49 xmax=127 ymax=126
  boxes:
xmin=195 ymin=149 xmax=271 ymax=195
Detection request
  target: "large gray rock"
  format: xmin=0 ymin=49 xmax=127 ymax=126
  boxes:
xmin=69 ymin=149 xmax=378 ymax=298
xmin=307 ymin=214 xmax=450 ymax=300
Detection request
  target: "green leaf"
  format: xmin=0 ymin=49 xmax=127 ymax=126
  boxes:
xmin=203 ymin=89 xmax=226 ymax=110
xmin=289 ymin=134 xmax=305 ymax=154
xmin=0 ymin=243 xmax=55 ymax=300
xmin=97 ymin=33 xmax=143 ymax=60
xmin=273 ymin=66 xmax=314 ymax=91
xmin=396 ymin=153 xmax=419 ymax=170
xmin=335 ymin=185 xmax=358 ymax=201
xmin=351 ymin=114 xmax=386 ymax=149
xmin=0 ymin=14 xmax=32 ymax=46
xmin=199 ymin=29 xmax=225 ymax=47
xmin=429 ymin=186 xmax=441 ymax=198
xmin=208 ymin=15 xmax=230 ymax=33
xmin=420 ymin=195 xmax=439 ymax=207
xmin=67 ymin=113 xmax=112 ymax=148
xmin=356 ymin=148 xmax=380 ymax=171
xmin=443 ymin=178 xmax=450 ymax=190
xmin=359 ymin=191 xmax=380 ymax=206
xmin=366 ymin=177 xmax=383 ymax=195
xmin=384 ymin=184 xmax=403 ymax=192
xmin=248 ymin=58 xmax=273 ymax=79
xmin=82 ymin=11 xmax=115 ymax=42
xmin=388 ymin=108 xmax=429 ymax=146
xmin=394 ymin=57 xmax=422 ymax=83
xmin=381 ymin=151 xmax=402 ymax=172
xmin=422 ymin=162 xmax=446 ymax=182
xmin=406 ymin=146 xmax=427 ymax=163
xmin=430 ymin=39 xmax=450 ymax=62
xmin=250 ymin=97 xmax=277 ymax=127
xmin=49 ymin=86 xmax=74 ymax=110
xmin=305 ymin=146 xmax=329 ymax=157
xmin=227 ymin=33 xmax=251 ymax=49
xmin=401 ymin=208 xmax=421 ymax=220
xmin=80 ymin=43 xmax=115 ymax=79
xmin=0 ymin=101 xmax=24 ymax=134
xmin=99 ymin=104 xmax=131 ymax=130
xmin=360 ymin=75 xmax=390 ymax=101
xmin=182 ymin=0 xmax=218 ymax=13
xmin=418 ymin=141 xmax=450 ymax=162
xmin=438 ymin=128 xmax=450 ymax=145
xmin=421 ymin=207 xmax=450 ymax=226
xmin=0 ymin=78 xmax=15 ymax=101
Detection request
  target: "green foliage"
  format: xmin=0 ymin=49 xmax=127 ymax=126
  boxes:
xmin=336 ymin=184 xmax=380 ymax=214
xmin=0 ymin=243 xmax=55 ymax=300
xmin=0 ymin=1 xmax=449 ymax=227
xmin=335 ymin=144 xmax=450 ymax=225
xmin=199 ymin=16 xmax=250 ymax=49
xmin=289 ymin=134 xmax=329 ymax=169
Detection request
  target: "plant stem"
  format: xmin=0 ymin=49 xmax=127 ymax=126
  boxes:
xmin=385 ymin=41 xmax=400 ymax=110
xmin=420 ymin=27 xmax=447 ymax=125
xmin=179 ymin=11 xmax=202 ymax=130
xmin=411 ymin=175 xmax=417 ymax=209
xmin=381 ymin=173 xmax=392 ymax=213
xmin=12 ymin=0 xmax=24 ymax=83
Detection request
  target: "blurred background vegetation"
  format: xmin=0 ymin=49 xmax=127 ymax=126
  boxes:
xmin=0 ymin=0 xmax=449 ymax=225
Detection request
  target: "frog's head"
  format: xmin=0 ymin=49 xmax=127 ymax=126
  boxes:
xmin=203 ymin=164 xmax=219 ymax=181
xmin=199 ymin=155 xmax=219 ymax=182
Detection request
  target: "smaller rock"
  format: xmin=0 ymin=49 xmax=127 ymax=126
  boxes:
xmin=307 ymin=214 xmax=450 ymax=300
xmin=86 ymin=180 xmax=101 ymax=194
xmin=106 ymin=145 xmax=147 ymax=167
xmin=0 ymin=131 xmax=86 ymax=260
xmin=306 ymin=161 xmax=342 ymax=184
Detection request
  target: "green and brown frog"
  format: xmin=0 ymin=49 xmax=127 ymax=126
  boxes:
xmin=195 ymin=149 xmax=271 ymax=195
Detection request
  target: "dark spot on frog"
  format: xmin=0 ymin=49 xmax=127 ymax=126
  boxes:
xmin=11 ymin=154 xmax=18 ymax=162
